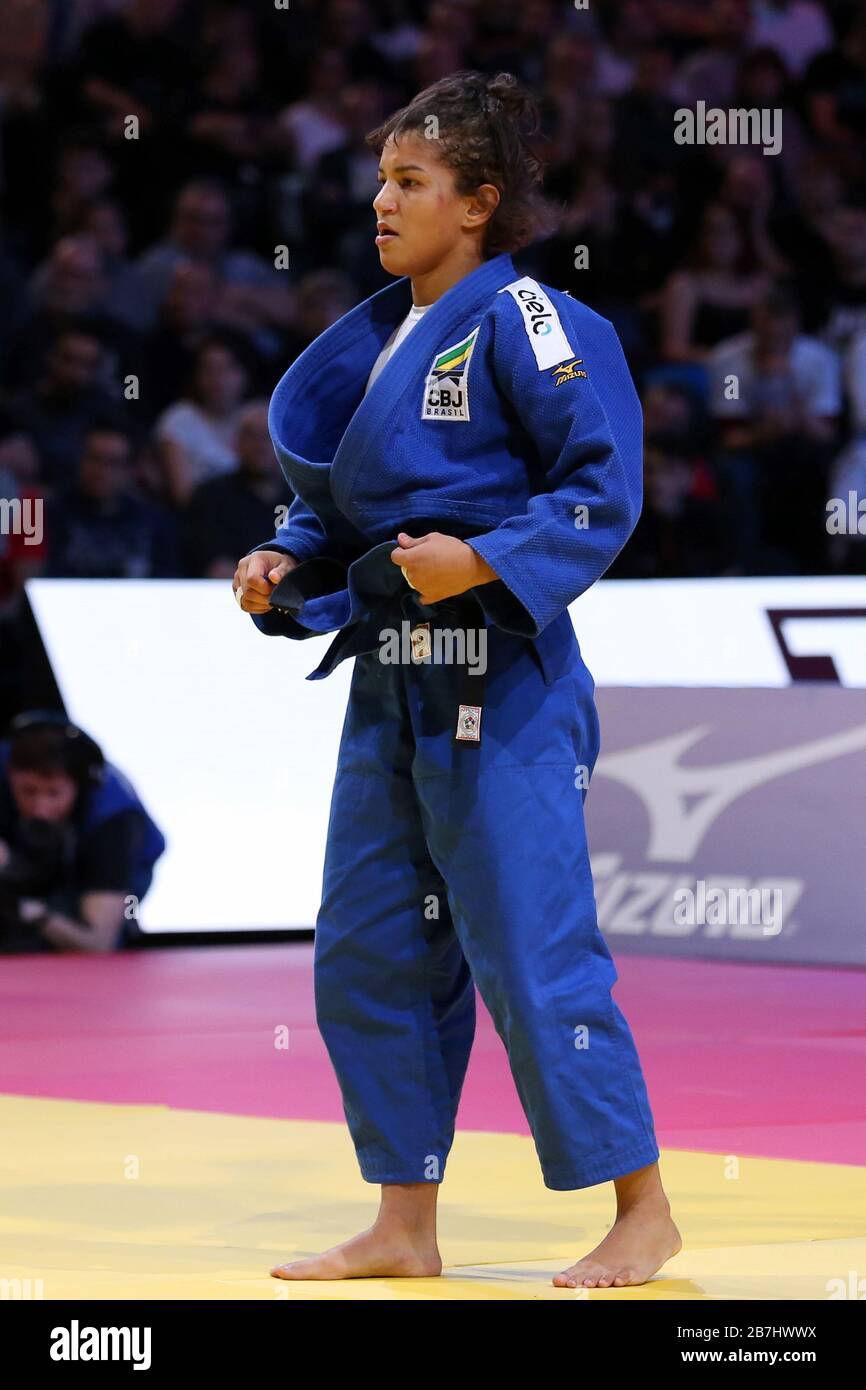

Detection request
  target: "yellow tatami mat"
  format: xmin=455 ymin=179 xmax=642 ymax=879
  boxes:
xmin=1 ymin=1094 xmax=863 ymax=1300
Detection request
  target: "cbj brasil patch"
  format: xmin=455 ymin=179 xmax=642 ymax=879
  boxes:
xmin=421 ymin=327 xmax=480 ymax=421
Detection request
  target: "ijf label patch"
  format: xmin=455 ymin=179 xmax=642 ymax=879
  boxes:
xmin=499 ymin=276 xmax=576 ymax=371
xmin=455 ymin=704 xmax=482 ymax=742
xmin=421 ymin=326 xmax=480 ymax=421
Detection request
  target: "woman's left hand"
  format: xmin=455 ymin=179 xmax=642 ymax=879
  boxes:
xmin=390 ymin=531 xmax=498 ymax=607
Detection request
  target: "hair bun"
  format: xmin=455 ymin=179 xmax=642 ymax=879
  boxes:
xmin=485 ymin=73 xmax=538 ymax=129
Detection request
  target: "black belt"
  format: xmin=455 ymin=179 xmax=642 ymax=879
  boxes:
xmin=268 ymin=545 xmax=488 ymax=745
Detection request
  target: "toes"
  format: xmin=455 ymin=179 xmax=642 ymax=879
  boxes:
xmin=554 ymin=1262 xmax=627 ymax=1290
xmin=554 ymin=1260 xmax=646 ymax=1291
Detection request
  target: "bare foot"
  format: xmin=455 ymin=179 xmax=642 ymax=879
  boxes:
xmin=270 ymin=1221 xmax=442 ymax=1281
xmin=553 ymin=1198 xmax=682 ymax=1289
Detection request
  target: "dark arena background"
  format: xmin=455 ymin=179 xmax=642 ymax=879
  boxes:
xmin=1 ymin=0 xmax=865 ymax=1339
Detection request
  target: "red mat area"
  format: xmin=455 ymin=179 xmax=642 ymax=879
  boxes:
xmin=1 ymin=946 xmax=864 ymax=1167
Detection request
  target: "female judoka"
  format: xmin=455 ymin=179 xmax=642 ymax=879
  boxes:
xmin=233 ymin=70 xmax=681 ymax=1290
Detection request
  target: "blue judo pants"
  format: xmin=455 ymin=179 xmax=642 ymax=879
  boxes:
xmin=313 ymin=600 xmax=660 ymax=1191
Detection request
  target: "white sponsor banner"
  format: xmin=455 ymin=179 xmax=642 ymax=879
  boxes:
xmin=26 ymin=579 xmax=352 ymax=932
xmin=572 ymin=577 xmax=866 ymax=688
xmin=24 ymin=576 xmax=866 ymax=934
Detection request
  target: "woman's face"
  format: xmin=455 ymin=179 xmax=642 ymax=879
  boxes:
xmin=373 ymin=131 xmax=497 ymax=280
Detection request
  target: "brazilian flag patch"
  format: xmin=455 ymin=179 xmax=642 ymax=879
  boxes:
xmin=422 ymin=327 xmax=480 ymax=421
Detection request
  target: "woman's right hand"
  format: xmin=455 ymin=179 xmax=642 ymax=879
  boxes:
xmin=233 ymin=550 xmax=298 ymax=613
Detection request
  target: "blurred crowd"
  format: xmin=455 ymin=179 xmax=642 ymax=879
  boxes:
xmin=1 ymin=0 xmax=866 ymax=711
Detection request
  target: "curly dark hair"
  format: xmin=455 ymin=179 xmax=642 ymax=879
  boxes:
xmin=365 ymin=70 xmax=561 ymax=259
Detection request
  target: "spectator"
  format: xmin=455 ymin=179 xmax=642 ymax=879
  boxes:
xmin=767 ymin=152 xmax=848 ymax=327
xmin=303 ymin=84 xmax=386 ymax=263
xmin=729 ymin=49 xmax=809 ymax=188
xmin=539 ymin=35 xmax=601 ymax=172
xmin=319 ymin=0 xmax=394 ymax=84
xmin=660 ymin=201 xmax=771 ymax=362
xmin=48 ymin=135 xmax=114 ymax=243
xmin=140 ymin=259 xmax=220 ymax=420
xmin=801 ymin=9 xmax=866 ymax=146
xmin=135 ymin=179 xmax=296 ymax=350
xmin=279 ymin=270 xmax=356 ymax=362
xmin=0 ymin=712 xmax=165 ymax=953
xmin=716 ymin=154 xmax=791 ymax=278
xmin=75 ymin=196 xmax=154 ymax=332
xmin=44 ymin=423 xmax=179 ymax=577
xmin=749 ymin=0 xmax=835 ymax=77
xmin=410 ymin=29 xmax=465 ymax=92
xmin=672 ymin=0 xmax=754 ymax=108
xmin=817 ymin=207 xmax=866 ymax=356
xmin=276 ymin=48 xmax=350 ymax=174
xmin=182 ymin=399 xmax=293 ymax=578
xmin=154 ymin=338 xmax=248 ymax=506
xmin=708 ymin=284 xmax=841 ymax=571
xmin=612 ymin=381 xmax=729 ymax=577
xmin=594 ymin=0 xmax=660 ymax=97
xmin=68 ymin=0 xmax=188 ymax=141
xmin=613 ymin=43 xmax=683 ymax=182
xmin=181 ymin=11 xmax=278 ymax=181
xmin=6 ymin=324 xmax=117 ymax=487
xmin=2 ymin=235 xmax=109 ymax=388
xmin=2 ymin=0 xmax=866 ymax=595
xmin=25 ymin=231 xmax=108 ymax=317
xmin=135 ymin=179 xmax=255 ymax=305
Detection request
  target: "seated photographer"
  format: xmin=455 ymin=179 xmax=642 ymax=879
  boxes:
xmin=0 ymin=712 xmax=166 ymax=954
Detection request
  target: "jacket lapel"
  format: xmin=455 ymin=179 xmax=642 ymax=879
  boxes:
xmin=267 ymin=275 xmax=412 ymax=489
xmin=267 ymin=252 xmax=519 ymax=508
xmin=329 ymin=252 xmax=518 ymax=514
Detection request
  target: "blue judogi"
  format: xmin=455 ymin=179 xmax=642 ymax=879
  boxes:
xmin=246 ymin=251 xmax=660 ymax=1189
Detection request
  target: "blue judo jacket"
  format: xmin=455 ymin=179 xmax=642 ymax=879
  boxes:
xmin=245 ymin=251 xmax=643 ymax=677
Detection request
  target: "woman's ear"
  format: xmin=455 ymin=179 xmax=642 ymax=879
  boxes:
xmin=466 ymin=184 xmax=501 ymax=229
